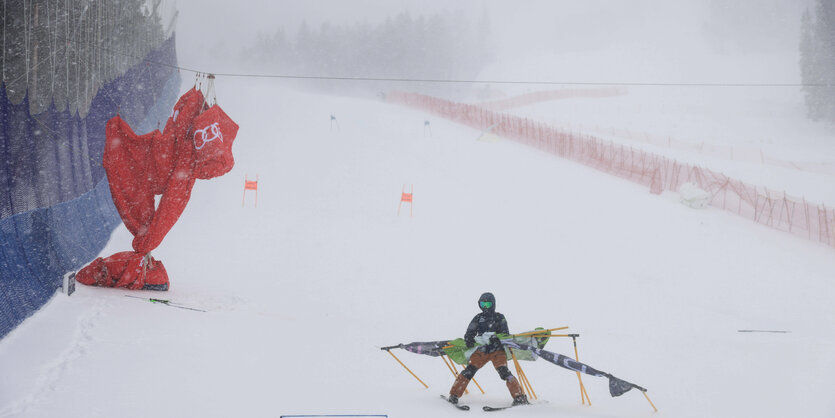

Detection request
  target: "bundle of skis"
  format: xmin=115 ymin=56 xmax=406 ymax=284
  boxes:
xmin=499 ymin=339 xmax=646 ymax=398
xmin=382 ymin=328 xmax=655 ymax=412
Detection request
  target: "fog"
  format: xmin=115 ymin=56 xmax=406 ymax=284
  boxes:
xmin=175 ymin=0 xmax=810 ymax=88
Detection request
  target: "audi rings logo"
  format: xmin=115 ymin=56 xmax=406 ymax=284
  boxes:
xmin=193 ymin=122 xmax=223 ymax=150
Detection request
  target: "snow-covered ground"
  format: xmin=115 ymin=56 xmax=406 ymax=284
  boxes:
xmin=1 ymin=67 xmax=835 ymax=418
xmin=476 ymin=47 xmax=835 ymax=206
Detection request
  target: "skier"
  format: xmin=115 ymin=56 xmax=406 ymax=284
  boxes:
xmin=447 ymin=292 xmax=529 ymax=406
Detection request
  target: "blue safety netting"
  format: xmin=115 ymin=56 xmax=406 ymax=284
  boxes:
xmin=0 ymin=36 xmax=181 ymax=340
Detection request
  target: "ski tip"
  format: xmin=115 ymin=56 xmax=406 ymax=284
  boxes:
xmin=440 ymin=395 xmax=470 ymax=411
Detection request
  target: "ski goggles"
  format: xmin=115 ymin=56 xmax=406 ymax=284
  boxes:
xmin=479 ymin=301 xmax=493 ymax=309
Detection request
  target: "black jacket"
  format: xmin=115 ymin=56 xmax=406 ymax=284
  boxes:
xmin=464 ymin=293 xmax=509 ymax=353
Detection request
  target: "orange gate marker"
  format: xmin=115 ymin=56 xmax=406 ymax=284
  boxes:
xmin=243 ymin=174 xmax=258 ymax=208
xmin=398 ymin=184 xmax=413 ymax=217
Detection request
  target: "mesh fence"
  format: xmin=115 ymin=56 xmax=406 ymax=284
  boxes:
xmin=475 ymin=87 xmax=627 ymax=112
xmin=560 ymin=124 xmax=835 ymax=178
xmin=388 ymin=91 xmax=835 ymax=249
xmin=0 ymin=32 xmax=180 ymax=340
xmin=1 ymin=0 xmax=174 ymax=117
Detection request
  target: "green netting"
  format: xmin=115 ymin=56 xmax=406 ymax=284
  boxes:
xmin=444 ymin=328 xmax=552 ymax=365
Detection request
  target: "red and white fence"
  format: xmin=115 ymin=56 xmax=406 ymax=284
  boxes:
xmin=576 ymin=124 xmax=835 ymax=177
xmin=387 ymin=91 xmax=835 ymax=248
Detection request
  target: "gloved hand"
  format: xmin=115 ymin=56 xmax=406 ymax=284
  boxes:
xmin=488 ymin=335 xmax=502 ymax=351
xmin=465 ymin=339 xmax=475 ymax=348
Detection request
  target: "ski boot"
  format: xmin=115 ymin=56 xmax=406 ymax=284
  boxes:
xmin=512 ymin=395 xmax=530 ymax=406
xmin=447 ymin=394 xmax=459 ymax=405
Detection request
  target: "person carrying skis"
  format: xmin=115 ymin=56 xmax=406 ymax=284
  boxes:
xmin=447 ymin=292 xmax=529 ymax=406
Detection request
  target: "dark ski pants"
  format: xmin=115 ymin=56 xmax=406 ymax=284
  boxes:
xmin=449 ymin=350 xmax=524 ymax=399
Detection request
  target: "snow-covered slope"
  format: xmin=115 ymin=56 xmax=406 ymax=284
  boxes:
xmin=475 ymin=47 xmax=835 ymax=206
xmin=1 ymin=77 xmax=834 ymax=418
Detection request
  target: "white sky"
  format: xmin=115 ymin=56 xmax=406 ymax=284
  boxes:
xmin=171 ymin=0 xmax=807 ymax=80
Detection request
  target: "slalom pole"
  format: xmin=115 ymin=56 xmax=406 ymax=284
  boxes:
xmin=460 ymin=363 xmax=486 ymax=394
xmin=571 ymin=334 xmax=591 ymax=405
xmin=384 ymin=348 xmax=428 ymax=389
xmin=643 ymin=391 xmax=659 ymax=412
xmin=441 ymin=354 xmax=458 ymax=378
xmin=471 ymin=377 xmax=485 ymax=394
xmin=510 ymin=349 xmax=537 ymax=400
xmin=510 ymin=349 xmax=527 ymax=397
xmin=510 ymin=326 xmax=569 ymax=338
xmin=518 ymin=360 xmax=536 ymax=400
xmin=440 ymin=354 xmax=469 ymax=394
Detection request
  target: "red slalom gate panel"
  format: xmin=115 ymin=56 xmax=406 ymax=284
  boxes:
xmin=386 ymin=91 xmax=835 ymax=249
xmin=243 ymin=174 xmax=258 ymax=208
xmin=398 ymin=185 xmax=413 ymax=217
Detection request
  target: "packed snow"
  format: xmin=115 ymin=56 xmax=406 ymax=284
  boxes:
xmin=2 ymin=2 xmax=835 ymax=415
xmin=1 ymin=72 xmax=834 ymax=417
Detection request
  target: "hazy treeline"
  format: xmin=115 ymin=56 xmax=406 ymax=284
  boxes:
xmin=800 ymin=0 xmax=835 ymax=123
xmin=703 ymin=0 xmax=805 ymax=53
xmin=0 ymin=0 xmax=171 ymax=116
xmin=240 ymin=10 xmax=495 ymax=96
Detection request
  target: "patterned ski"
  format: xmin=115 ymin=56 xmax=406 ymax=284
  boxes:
xmin=124 ymin=295 xmax=206 ymax=312
xmin=440 ymin=395 xmax=470 ymax=411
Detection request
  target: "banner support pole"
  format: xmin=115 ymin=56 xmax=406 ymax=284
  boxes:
xmin=385 ymin=349 xmax=428 ymax=389
xmin=571 ymin=334 xmax=591 ymax=405
xmin=643 ymin=391 xmax=658 ymax=412
xmin=510 ymin=348 xmax=537 ymax=400
xmin=441 ymin=354 xmax=468 ymax=394
xmin=510 ymin=326 xmax=568 ymax=338
xmin=462 ymin=362 xmax=486 ymax=394
xmin=441 ymin=354 xmax=458 ymax=378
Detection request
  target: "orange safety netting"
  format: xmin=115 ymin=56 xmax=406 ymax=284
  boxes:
xmin=475 ymin=87 xmax=627 ymax=112
xmin=387 ymin=91 xmax=835 ymax=248
xmin=572 ymin=124 xmax=835 ymax=177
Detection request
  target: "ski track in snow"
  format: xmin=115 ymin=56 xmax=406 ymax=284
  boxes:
xmin=0 ymin=299 xmax=105 ymax=418
xmin=2 ymin=73 xmax=835 ymax=417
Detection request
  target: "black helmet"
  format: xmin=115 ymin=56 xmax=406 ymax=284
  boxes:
xmin=478 ymin=292 xmax=496 ymax=313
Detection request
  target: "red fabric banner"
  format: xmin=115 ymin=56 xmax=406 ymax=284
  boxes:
xmin=77 ymin=88 xmax=239 ymax=290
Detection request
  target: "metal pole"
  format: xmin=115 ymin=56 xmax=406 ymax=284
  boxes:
xmin=25 ymin=0 xmax=29 ymax=86
xmin=65 ymin=0 xmax=69 ymax=102
xmin=2 ymin=0 xmax=5 ymax=82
